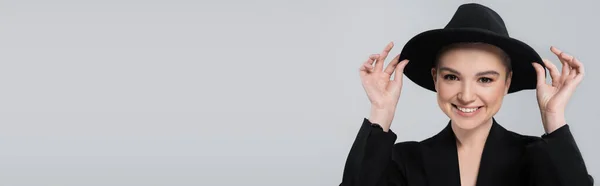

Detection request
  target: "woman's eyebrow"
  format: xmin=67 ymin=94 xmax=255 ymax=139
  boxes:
xmin=439 ymin=67 xmax=460 ymax=75
xmin=439 ymin=67 xmax=500 ymax=76
xmin=476 ymin=70 xmax=500 ymax=76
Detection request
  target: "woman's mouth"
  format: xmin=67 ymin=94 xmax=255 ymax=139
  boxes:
xmin=452 ymin=104 xmax=483 ymax=116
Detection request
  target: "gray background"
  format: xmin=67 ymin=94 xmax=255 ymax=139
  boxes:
xmin=0 ymin=0 xmax=597 ymax=185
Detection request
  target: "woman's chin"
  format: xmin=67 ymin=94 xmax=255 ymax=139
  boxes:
xmin=449 ymin=107 xmax=487 ymax=130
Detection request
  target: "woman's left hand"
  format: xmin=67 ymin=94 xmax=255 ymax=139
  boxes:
xmin=532 ymin=46 xmax=585 ymax=133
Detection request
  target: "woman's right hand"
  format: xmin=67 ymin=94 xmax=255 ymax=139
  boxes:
xmin=359 ymin=42 xmax=409 ymax=131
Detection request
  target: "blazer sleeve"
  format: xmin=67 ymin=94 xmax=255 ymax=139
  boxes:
xmin=339 ymin=118 xmax=407 ymax=186
xmin=525 ymin=124 xmax=594 ymax=186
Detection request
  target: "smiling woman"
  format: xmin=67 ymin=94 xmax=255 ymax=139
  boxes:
xmin=433 ymin=42 xmax=512 ymax=131
xmin=340 ymin=3 xmax=593 ymax=186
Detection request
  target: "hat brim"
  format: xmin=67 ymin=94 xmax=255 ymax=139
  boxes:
xmin=399 ymin=27 xmax=545 ymax=94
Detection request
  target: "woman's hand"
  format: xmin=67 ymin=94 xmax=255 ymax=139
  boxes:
xmin=532 ymin=46 xmax=585 ymax=133
xmin=359 ymin=42 xmax=409 ymax=131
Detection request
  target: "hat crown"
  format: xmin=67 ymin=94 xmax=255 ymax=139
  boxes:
xmin=445 ymin=3 xmax=509 ymax=36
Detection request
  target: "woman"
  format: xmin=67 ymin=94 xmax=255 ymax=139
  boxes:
xmin=340 ymin=3 xmax=593 ymax=186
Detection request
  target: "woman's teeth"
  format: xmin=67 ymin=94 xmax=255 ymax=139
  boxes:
xmin=457 ymin=106 xmax=479 ymax=113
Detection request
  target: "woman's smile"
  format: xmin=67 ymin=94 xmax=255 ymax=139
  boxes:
xmin=452 ymin=104 xmax=483 ymax=117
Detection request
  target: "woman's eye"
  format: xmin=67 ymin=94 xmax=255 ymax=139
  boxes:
xmin=443 ymin=74 xmax=458 ymax=81
xmin=479 ymin=77 xmax=493 ymax=83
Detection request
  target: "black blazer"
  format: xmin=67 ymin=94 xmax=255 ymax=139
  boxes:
xmin=340 ymin=118 xmax=593 ymax=186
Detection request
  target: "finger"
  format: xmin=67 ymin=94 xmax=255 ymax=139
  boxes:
xmin=541 ymin=59 xmax=560 ymax=85
xmin=359 ymin=63 xmax=371 ymax=73
xmin=393 ymin=59 xmax=410 ymax=83
xmin=563 ymin=52 xmax=586 ymax=83
xmin=359 ymin=54 xmax=379 ymax=74
xmin=572 ymin=58 xmax=585 ymax=85
xmin=359 ymin=55 xmax=374 ymax=72
xmin=564 ymin=55 xmax=578 ymax=80
xmin=561 ymin=57 xmax=571 ymax=78
xmin=550 ymin=46 xmax=562 ymax=56
xmin=569 ymin=66 xmax=577 ymax=80
xmin=383 ymin=54 xmax=401 ymax=75
xmin=565 ymin=60 xmax=584 ymax=88
xmin=375 ymin=42 xmax=394 ymax=72
xmin=551 ymin=46 xmax=571 ymax=77
xmin=532 ymin=62 xmax=546 ymax=86
xmin=568 ymin=57 xmax=585 ymax=75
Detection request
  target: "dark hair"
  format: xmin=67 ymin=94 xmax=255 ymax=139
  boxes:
xmin=434 ymin=42 xmax=512 ymax=79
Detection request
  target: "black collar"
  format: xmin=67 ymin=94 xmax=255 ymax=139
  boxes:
xmin=420 ymin=118 xmax=519 ymax=186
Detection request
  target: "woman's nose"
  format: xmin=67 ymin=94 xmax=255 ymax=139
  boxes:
xmin=457 ymin=84 xmax=476 ymax=103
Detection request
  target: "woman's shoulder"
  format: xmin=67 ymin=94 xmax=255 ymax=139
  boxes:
xmin=502 ymin=128 xmax=543 ymax=144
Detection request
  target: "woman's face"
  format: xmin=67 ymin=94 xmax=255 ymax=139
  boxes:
xmin=432 ymin=44 xmax=512 ymax=130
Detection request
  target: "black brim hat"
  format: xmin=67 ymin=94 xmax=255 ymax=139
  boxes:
xmin=399 ymin=3 xmax=545 ymax=94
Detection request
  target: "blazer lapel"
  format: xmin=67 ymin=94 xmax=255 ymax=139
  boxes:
xmin=475 ymin=118 xmax=519 ymax=186
xmin=421 ymin=121 xmax=461 ymax=186
xmin=421 ymin=118 xmax=516 ymax=186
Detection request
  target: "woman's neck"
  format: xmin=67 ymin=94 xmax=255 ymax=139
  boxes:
xmin=451 ymin=119 xmax=493 ymax=150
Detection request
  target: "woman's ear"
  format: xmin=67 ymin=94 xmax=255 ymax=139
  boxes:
xmin=431 ymin=67 xmax=438 ymax=90
xmin=431 ymin=68 xmax=437 ymax=83
xmin=504 ymin=71 xmax=513 ymax=95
